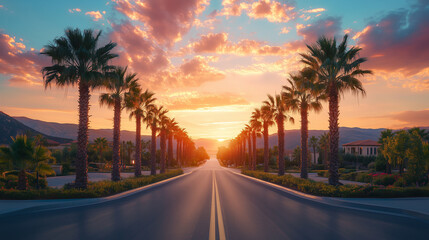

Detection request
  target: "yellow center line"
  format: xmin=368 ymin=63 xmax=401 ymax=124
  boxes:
xmin=209 ymin=170 xmax=216 ymax=240
xmin=214 ymin=173 xmax=226 ymax=240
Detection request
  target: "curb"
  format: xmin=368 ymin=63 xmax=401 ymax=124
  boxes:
xmin=0 ymin=169 xmax=195 ymax=216
xmin=226 ymin=169 xmax=429 ymax=222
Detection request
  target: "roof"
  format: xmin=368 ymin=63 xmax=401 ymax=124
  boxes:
xmin=342 ymin=140 xmax=381 ymax=146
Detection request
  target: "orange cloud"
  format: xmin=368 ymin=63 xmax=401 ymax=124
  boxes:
xmin=68 ymin=8 xmax=81 ymax=13
xmin=304 ymin=8 xmax=325 ymax=13
xmin=188 ymin=32 xmax=289 ymax=56
xmin=222 ymin=0 xmax=295 ymax=23
xmin=163 ymin=92 xmax=249 ymax=110
xmin=0 ymin=31 xmax=49 ymax=87
xmin=85 ymin=11 xmax=103 ymax=21
xmin=113 ymin=0 xmax=209 ymax=46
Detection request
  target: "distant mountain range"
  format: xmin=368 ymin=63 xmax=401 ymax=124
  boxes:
xmin=0 ymin=112 xmax=72 ymax=145
xmin=4 ymin=112 xmax=425 ymax=154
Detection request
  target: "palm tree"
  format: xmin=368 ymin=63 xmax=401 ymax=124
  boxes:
xmin=93 ymin=137 xmax=108 ymax=163
xmin=318 ymin=132 xmax=329 ymax=168
xmin=309 ymin=136 xmax=319 ymax=165
xmin=0 ymin=135 xmax=32 ymax=190
xmin=263 ymin=94 xmax=294 ymax=176
xmin=260 ymin=105 xmax=275 ymax=172
xmin=125 ymin=89 xmax=156 ymax=177
xmin=42 ymin=28 xmax=118 ymax=188
xmin=159 ymin=115 xmax=171 ymax=174
xmin=300 ymin=35 xmax=372 ymax=185
xmin=244 ymin=124 xmax=252 ymax=170
xmin=31 ymin=143 xmax=54 ymax=189
xmin=166 ymin=118 xmax=178 ymax=168
xmin=145 ymin=105 xmax=168 ymax=175
xmin=100 ymin=66 xmax=139 ymax=181
xmin=250 ymin=109 xmax=262 ymax=170
xmin=283 ymin=69 xmax=325 ymax=179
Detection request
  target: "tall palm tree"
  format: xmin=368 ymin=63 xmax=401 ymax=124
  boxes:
xmin=263 ymin=94 xmax=294 ymax=176
xmin=318 ymin=132 xmax=329 ymax=168
xmin=126 ymin=89 xmax=156 ymax=177
xmin=159 ymin=115 xmax=171 ymax=174
xmin=300 ymin=34 xmax=372 ymax=185
xmin=283 ymin=69 xmax=325 ymax=179
xmin=250 ymin=109 xmax=262 ymax=170
xmin=166 ymin=118 xmax=178 ymax=168
xmin=42 ymin=28 xmax=118 ymax=188
xmin=93 ymin=137 xmax=108 ymax=163
xmin=145 ymin=105 xmax=168 ymax=175
xmin=100 ymin=66 xmax=139 ymax=181
xmin=244 ymin=124 xmax=252 ymax=170
xmin=260 ymin=105 xmax=275 ymax=172
xmin=309 ymin=136 xmax=319 ymax=165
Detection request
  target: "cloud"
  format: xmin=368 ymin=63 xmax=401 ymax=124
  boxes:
xmin=222 ymin=0 xmax=296 ymax=22
xmin=304 ymin=8 xmax=325 ymax=13
xmin=355 ymin=1 xmax=429 ymax=76
xmin=85 ymin=11 xmax=103 ymax=21
xmin=0 ymin=31 xmax=49 ymax=87
xmin=387 ymin=109 xmax=429 ymax=127
xmin=163 ymin=91 xmax=249 ymax=110
xmin=68 ymin=8 xmax=81 ymax=13
xmin=188 ymin=32 xmax=289 ymax=56
xmin=297 ymin=16 xmax=342 ymax=43
xmin=113 ymin=0 xmax=209 ymax=46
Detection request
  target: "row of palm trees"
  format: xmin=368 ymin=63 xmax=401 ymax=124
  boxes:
xmin=229 ymin=35 xmax=372 ymax=185
xmin=41 ymin=28 xmax=194 ymax=189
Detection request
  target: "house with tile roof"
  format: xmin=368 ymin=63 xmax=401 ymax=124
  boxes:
xmin=342 ymin=140 xmax=381 ymax=156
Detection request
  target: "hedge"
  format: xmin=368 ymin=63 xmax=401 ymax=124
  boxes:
xmin=242 ymin=170 xmax=429 ymax=198
xmin=0 ymin=169 xmax=183 ymax=200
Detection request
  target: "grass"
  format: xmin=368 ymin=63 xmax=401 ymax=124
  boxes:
xmin=242 ymin=170 xmax=429 ymax=198
xmin=0 ymin=169 xmax=183 ymax=200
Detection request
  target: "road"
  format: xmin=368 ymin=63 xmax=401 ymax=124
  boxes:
xmin=0 ymin=159 xmax=428 ymax=240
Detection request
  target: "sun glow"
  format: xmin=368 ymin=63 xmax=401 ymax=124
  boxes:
xmin=217 ymin=138 xmax=227 ymax=142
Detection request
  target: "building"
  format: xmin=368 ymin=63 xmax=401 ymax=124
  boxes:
xmin=342 ymin=140 xmax=381 ymax=156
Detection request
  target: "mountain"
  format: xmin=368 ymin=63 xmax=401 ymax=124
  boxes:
xmin=0 ymin=112 xmax=72 ymax=145
xmin=11 ymin=115 xmax=404 ymax=152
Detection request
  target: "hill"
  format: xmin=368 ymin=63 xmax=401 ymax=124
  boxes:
xmin=0 ymin=112 xmax=72 ymax=145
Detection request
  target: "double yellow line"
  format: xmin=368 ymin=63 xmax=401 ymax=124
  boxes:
xmin=209 ymin=170 xmax=226 ymax=240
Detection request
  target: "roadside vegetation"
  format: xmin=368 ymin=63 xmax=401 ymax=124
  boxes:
xmin=0 ymin=28 xmax=209 ymax=195
xmin=0 ymin=170 xmax=183 ymax=200
xmin=243 ymin=170 xmax=429 ymax=198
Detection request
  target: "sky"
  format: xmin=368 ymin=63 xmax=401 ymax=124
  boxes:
xmin=1 ymin=0 xmax=429 ymax=141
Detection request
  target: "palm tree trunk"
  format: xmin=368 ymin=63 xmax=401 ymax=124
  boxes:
xmin=160 ymin=129 xmax=166 ymax=174
xmin=278 ymin=115 xmax=285 ymax=176
xmin=328 ymin=85 xmax=340 ymax=185
xmin=176 ymin=139 xmax=180 ymax=167
xmin=167 ymin=134 xmax=173 ymax=169
xmin=75 ymin=81 xmax=89 ymax=189
xmin=242 ymin=140 xmax=246 ymax=166
xmin=313 ymin=146 xmax=316 ymax=165
xmin=300 ymin=105 xmax=308 ymax=179
xmin=247 ymin=136 xmax=252 ymax=170
xmin=134 ymin=115 xmax=142 ymax=177
xmin=150 ymin=123 xmax=157 ymax=175
xmin=263 ymin=122 xmax=269 ymax=172
xmin=111 ymin=98 xmax=121 ymax=181
xmin=252 ymin=131 xmax=256 ymax=171
xmin=386 ymin=162 xmax=392 ymax=174
xmin=18 ymin=169 xmax=27 ymax=190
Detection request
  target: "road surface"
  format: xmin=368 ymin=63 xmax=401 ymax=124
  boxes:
xmin=0 ymin=159 xmax=428 ymax=240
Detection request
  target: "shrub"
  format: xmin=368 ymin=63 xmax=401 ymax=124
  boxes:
xmin=0 ymin=169 xmax=183 ymax=200
xmin=355 ymin=172 xmax=373 ymax=183
xmin=242 ymin=170 xmax=429 ymax=198
xmin=372 ymin=174 xmax=396 ymax=186
xmin=0 ymin=171 xmax=47 ymax=189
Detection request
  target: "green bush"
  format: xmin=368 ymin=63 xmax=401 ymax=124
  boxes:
xmin=373 ymin=174 xmax=396 ymax=186
xmin=355 ymin=172 xmax=373 ymax=183
xmin=0 ymin=171 xmax=47 ymax=189
xmin=242 ymin=170 xmax=429 ymax=198
xmin=0 ymin=169 xmax=183 ymax=200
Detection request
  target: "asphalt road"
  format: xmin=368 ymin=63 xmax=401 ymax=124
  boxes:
xmin=1 ymin=159 xmax=428 ymax=240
